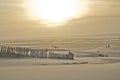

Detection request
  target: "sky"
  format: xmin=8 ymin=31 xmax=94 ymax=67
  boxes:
xmin=0 ymin=0 xmax=120 ymax=39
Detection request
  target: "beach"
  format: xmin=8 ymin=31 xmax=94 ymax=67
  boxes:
xmin=0 ymin=34 xmax=120 ymax=80
xmin=0 ymin=58 xmax=120 ymax=80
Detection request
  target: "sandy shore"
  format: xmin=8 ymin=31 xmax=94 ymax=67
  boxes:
xmin=0 ymin=58 xmax=120 ymax=80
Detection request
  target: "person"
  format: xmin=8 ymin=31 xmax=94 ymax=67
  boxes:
xmin=106 ymin=44 xmax=110 ymax=48
xmin=108 ymin=44 xmax=110 ymax=48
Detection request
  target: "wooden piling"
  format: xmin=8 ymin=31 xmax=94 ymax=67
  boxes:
xmin=0 ymin=45 xmax=74 ymax=60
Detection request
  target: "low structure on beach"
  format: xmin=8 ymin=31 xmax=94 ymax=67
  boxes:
xmin=0 ymin=45 xmax=74 ymax=60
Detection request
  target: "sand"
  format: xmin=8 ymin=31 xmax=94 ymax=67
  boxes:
xmin=0 ymin=58 xmax=120 ymax=80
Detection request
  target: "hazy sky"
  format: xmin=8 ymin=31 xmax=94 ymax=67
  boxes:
xmin=0 ymin=0 xmax=120 ymax=39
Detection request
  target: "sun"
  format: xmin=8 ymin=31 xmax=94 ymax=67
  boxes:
xmin=25 ymin=0 xmax=87 ymax=26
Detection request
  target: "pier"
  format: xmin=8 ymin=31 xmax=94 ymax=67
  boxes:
xmin=0 ymin=45 xmax=74 ymax=60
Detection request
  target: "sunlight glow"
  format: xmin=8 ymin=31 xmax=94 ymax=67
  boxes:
xmin=25 ymin=0 xmax=88 ymax=26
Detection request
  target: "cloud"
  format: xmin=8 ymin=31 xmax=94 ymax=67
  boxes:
xmin=0 ymin=0 xmax=120 ymax=39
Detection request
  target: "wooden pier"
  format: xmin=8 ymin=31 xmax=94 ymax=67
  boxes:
xmin=0 ymin=45 xmax=74 ymax=60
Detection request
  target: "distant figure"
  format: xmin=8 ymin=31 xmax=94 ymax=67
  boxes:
xmin=106 ymin=45 xmax=107 ymax=48
xmin=106 ymin=44 xmax=110 ymax=48
xmin=108 ymin=44 xmax=110 ymax=48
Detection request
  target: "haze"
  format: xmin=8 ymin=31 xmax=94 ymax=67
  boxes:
xmin=0 ymin=0 xmax=120 ymax=39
